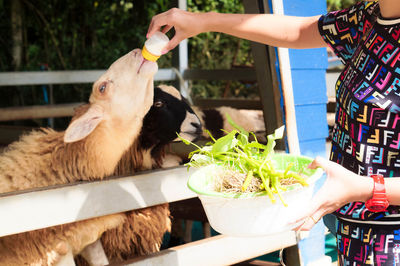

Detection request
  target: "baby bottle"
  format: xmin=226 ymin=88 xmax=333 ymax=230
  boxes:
xmin=142 ymin=31 xmax=169 ymax=62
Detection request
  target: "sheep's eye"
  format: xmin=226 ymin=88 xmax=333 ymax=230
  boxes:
xmin=99 ymin=83 xmax=107 ymax=94
xmin=154 ymin=101 xmax=163 ymax=107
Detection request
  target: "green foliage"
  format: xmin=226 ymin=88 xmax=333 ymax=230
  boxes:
xmin=17 ymin=0 xmax=172 ymax=70
xmin=188 ymin=0 xmax=254 ymax=98
xmin=327 ymin=0 xmax=358 ymax=11
xmin=0 ymin=0 xmax=173 ymax=127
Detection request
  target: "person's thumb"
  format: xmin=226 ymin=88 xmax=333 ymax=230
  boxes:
xmin=308 ymin=156 xmax=330 ymax=171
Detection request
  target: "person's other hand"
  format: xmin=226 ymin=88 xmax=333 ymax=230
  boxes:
xmin=294 ymin=156 xmax=373 ymax=231
xmin=147 ymin=8 xmax=206 ymax=53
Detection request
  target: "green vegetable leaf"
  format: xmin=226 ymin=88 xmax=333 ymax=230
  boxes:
xmin=177 ymin=133 xmax=192 ymax=145
xmin=263 ymin=125 xmax=285 ymax=157
xmin=189 ymin=154 xmax=213 ymax=166
xmin=226 ymin=113 xmax=246 ymax=135
xmin=211 ymin=130 xmax=238 ymax=153
xmin=205 ymin=129 xmax=217 ymax=143
xmin=226 ymin=113 xmax=249 ymax=146
xmin=245 ymin=142 xmax=267 ymax=150
xmin=241 ymin=170 xmax=253 ymax=192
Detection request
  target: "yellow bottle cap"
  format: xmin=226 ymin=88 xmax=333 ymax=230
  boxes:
xmin=142 ymin=45 xmax=160 ymax=62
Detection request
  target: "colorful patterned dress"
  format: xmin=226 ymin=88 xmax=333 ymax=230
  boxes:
xmin=318 ymin=1 xmax=400 ymax=265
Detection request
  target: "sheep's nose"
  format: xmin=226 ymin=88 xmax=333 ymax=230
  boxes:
xmin=191 ymin=122 xmax=201 ymax=129
xmin=191 ymin=122 xmax=202 ymax=135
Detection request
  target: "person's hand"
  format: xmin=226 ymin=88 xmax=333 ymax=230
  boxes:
xmin=147 ymin=8 xmax=207 ymax=53
xmin=294 ymin=156 xmax=373 ymax=231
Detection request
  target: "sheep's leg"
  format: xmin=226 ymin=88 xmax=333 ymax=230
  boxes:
xmin=55 ymin=250 xmax=75 ymax=266
xmin=80 ymin=239 xmax=109 ymax=266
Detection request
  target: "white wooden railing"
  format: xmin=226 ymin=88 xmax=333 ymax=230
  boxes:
xmin=0 ymin=68 xmax=257 ymax=122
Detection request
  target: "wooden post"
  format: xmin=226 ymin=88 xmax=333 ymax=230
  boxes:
xmin=270 ymin=0 xmax=300 ymax=155
xmin=11 ymin=0 xmax=23 ymax=70
xmin=172 ymin=0 xmax=191 ymax=103
xmin=243 ymin=0 xmax=284 ymax=149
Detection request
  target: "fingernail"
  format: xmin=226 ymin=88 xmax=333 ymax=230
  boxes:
xmin=146 ymin=33 xmax=149 ymax=38
xmin=161 ymin=49 xmax=168 ymax=55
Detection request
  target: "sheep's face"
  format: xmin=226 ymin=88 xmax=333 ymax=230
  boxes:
xmin=90 ymin=49 xmax=158 ymax=123
xmin=64 ymin=49 xmax=158 ymax=142
xmin=64 ymin=49 xmax=157 ymax=143
xmin=140 ymin=85 xmax=202 ymax=149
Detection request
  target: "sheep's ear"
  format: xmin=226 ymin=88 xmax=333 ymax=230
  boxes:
xmin=64 ymin=105 xmax=104 ymax=143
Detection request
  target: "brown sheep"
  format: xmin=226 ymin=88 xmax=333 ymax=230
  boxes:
xmin=0 ymin=49 xmax=158 ymax=265
xmin=76 ymin=85 xmax=202 ymax=264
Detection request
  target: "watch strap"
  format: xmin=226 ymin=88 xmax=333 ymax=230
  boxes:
xmin=365 ymin=174 xmax=389 ymax=212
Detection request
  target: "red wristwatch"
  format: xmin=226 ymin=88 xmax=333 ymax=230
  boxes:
xmin=365 ymin=174 xmax=389 ymax=213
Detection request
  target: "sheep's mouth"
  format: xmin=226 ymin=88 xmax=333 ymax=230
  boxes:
xmin=175 ymin=131 xmax=202 ymax=142
xmin=137 ymin=58 xmax=146 ymax=74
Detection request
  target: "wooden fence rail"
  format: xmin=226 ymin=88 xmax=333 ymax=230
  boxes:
xmin=0 ymin=166 xmax=196 ymax=237
xmin=0 ymin=102 xmax=83 ymax=121
xmin=0 ymin=68 xmax=257 ymax=86
xmin=0 ymin=68 xmax=259 ymax=122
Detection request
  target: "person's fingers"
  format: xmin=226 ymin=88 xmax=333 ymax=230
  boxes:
xmin=308 ymin=156 xmax=334 ymax=171
xmin=147 ymin=13 xmax=168 ymax=38
xmin=292 ymin=207 xmax=318 ymax=229
xmin=295 ymin=216 xmax=313 ymax=231
xmin=147 ymin=19 xmax=155 ymax=38
xmin=147 ymin=18 xmax=159 ymax=38
xmin=290 ymin=183 xmax=331 ymax=229
xmin=292 ymin=189 xmax=324 ymax=222
xmin=296 ymin=216 xmax=316 ymax=231
xmin=294 ymin=207 xmax=326 ymax=231
xmin=161 ymin=25 xmax=173 ymax=34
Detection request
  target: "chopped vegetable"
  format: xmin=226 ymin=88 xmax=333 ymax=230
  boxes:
xmin=178 ymin=118 xmax=308 ymax=205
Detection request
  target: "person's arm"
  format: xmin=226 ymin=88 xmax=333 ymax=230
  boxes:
xmin=385 ymin=178 xmax=400 ymax=205
xmin=147 ymin=8 xmax=327 ymax=53
xmin=205 ymin=12 xmax=326 ymax=49
xmin=296 ymin=157 xmax=400 ymax=230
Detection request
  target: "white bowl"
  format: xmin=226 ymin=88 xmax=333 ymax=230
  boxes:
xmin=187 ymin=154 xmax=323 ymax=237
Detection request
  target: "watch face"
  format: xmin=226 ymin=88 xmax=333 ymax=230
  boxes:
xmin=366 ymin=199 xmax=389 ymax=213
xmin=368 ymin=205 xmax=386 ymax=212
